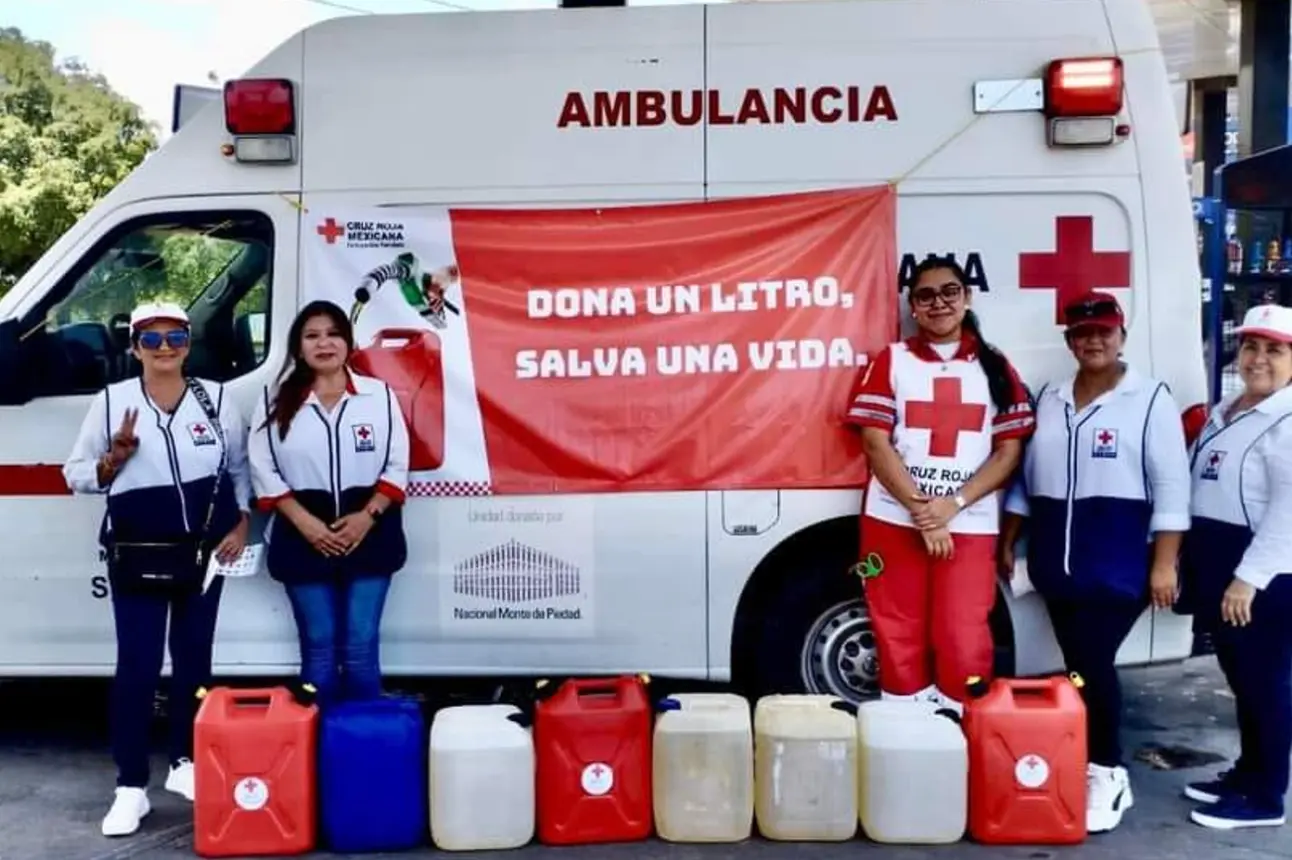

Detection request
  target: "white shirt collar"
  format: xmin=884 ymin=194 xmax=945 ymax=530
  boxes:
xmin=1052 ymin=363 xmax=1146 ymax=406
xmin=1215 ymin=382 xmax=1292 ymax=421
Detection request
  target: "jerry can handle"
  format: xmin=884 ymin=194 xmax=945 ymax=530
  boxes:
xmin=221 ymin=687 xmax=282 ymax=717
xmin=829 ymin=699 xmax=859 ymax=716
xmin=506 ymin=710 xmax=533 ymax=729
xmin=570 ymin=678 xmax=625 ymax=699
xmin=369 ymin=328 xmax=428 ymax=346
xmin=1004 ymin=678 xmax=1062 ymax=700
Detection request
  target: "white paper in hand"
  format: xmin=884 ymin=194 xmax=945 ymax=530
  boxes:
xmin=202 ymin=543 xmax=265 ymax=594
xmin=1009 ymin=554 xmax=1035 ymax=598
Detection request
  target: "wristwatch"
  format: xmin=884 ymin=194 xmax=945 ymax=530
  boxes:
xmin=954 ymin=493 xmax=967 ymax=511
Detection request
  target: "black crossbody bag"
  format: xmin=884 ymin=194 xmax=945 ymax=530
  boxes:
xmin=109 ymin=378 xmax=227 ymax=595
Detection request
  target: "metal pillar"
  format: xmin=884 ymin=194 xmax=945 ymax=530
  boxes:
xmin=1192 ymin=78 xmax=1233 ymax=196
xmin=1235 ymin=0 xmax=1290 ymax=157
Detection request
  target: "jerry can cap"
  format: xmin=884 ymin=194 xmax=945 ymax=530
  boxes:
xmin=965 ymin=675 xmax=990 ymax=699
xmin=1068 ymin=672 xmax=1086 ymax=689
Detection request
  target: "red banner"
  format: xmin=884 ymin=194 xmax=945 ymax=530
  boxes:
xmin=310 ymin=187 xmax=896 ymax=496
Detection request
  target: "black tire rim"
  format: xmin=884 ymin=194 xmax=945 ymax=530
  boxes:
xmin=799 ymin=598 xmax=880 ymax=703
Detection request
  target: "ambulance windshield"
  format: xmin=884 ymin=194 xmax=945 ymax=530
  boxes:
xmin=0 ymin=211 xmax=273 ymax=405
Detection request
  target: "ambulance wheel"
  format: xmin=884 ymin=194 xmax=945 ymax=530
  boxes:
xmin=799 ymin=598 xmax=880 ymax=702
xmin=730 ymin=518 xmax=877 ymax=705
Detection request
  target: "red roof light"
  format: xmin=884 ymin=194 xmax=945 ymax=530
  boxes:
xmin=1045 ymin=58 xmax=1124 ymax=118
xmin=224 ymin=79 xmax=296 ymax=136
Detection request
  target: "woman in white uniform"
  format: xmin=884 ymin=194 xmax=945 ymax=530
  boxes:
xmin=1000 ymin=290 xmax=1191 ymax=834
xmin=1180 ymin=303 xmax=1292 ymax=831
xmin=63 ymin=301 xmax=252 ymax=837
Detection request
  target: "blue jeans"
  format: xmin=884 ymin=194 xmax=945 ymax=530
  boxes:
xmin=284 ymin=576 xmax=391 ymax=705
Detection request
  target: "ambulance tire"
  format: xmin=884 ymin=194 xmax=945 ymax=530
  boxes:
xmin=731 ymin=521 xmax=1015 ymax=707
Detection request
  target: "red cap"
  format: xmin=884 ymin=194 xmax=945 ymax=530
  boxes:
xmin=1063 ymin=290 xmax=1125 ymax=331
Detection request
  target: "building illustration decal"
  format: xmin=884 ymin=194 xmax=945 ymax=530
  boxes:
xmin=452 ymin=538 xmax=582 ymax=603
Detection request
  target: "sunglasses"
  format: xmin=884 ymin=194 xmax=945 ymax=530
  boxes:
xmin=910 ymin=282 xmax=964 ymax=308
xmin=136 ymin=329 xmax=190 ymax=350
xmin=1064 ymin=299 xmax=1120 ymax=325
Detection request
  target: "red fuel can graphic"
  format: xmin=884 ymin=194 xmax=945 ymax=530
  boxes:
xmin=350 ymin=328 xmax=445 ymax=472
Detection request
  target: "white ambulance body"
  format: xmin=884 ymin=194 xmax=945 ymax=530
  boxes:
xmin=0 ymin=0 xmax=1203 ymax=702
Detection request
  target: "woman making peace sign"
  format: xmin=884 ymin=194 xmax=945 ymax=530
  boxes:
xmin=63 ymin=302 xmax=252 ymax=839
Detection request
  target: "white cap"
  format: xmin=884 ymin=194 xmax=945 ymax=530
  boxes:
xmin=129 ymin=301 xmax=189 ymax=331
xmin=1236 ymin=303 xmax=1292 ymax=344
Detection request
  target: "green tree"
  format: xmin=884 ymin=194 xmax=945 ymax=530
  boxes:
xmin=0 ymin=27 xmax=157 ymax=294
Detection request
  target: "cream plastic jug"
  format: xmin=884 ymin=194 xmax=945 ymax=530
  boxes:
xmin=856 ymin=700 xmax=967 ymax=844
xmin=753 ymin=694 xmax=858 ymax=841
xmin=653 ymin=692 xmax=754 ymax=843
xmin=429 ymin=704 xmax=535 ymax=851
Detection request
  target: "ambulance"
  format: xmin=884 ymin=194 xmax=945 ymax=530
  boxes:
xmin=0 ymin=0 xmax=1205 ymax=703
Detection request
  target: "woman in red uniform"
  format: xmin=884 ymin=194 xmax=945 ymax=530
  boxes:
xmin=844 ymin=257 xmax=1034 ymax=713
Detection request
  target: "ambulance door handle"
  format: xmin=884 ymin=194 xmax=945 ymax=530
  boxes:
xmin=720 ymin=490 xmax=781 ymax=536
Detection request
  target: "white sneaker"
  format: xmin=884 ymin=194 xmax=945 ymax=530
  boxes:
xmin=165 ymin=758 xmax=195 ymax=802
xmin=101 ymin=787 xmax=150 ymax=837
xmin=1086 ymin=763 xmax=1133 ymax=833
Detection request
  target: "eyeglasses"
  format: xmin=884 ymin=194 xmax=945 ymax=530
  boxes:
xmin=1063 ymin=299 xmax=1121 ymax=325
xmin=136 ymin=329 xmax=190 ymax=350
xmin=910 ymin=282 xmax=964 ymax=308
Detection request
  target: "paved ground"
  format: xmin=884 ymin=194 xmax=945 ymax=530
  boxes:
xmin=1 ymin=658 xmax=1291 ymax=860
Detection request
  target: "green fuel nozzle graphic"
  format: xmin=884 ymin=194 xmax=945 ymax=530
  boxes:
xmin=350 ymin=252 xmax=462 ymax=328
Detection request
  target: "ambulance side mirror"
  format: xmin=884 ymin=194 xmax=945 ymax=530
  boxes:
xmin=0 ymin=319 xmax=30 ymax=406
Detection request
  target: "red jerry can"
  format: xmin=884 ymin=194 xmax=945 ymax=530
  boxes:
xmin=963 ymin=674 xmax=1088 ymax=845
xmin=534 ymin=676 xmax=653 ymax=845
xmin=193 ymin=686 xmax=319 ymax=857
xmin=350 ymin=327 xmax=445 ymax=472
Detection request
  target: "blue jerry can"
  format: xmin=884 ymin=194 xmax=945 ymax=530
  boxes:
xmin=319 ymin=696 xmax=428 ymax=852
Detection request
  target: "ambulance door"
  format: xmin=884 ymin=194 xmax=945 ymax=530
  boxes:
xmin=0 ymin=195 xmax=300 ymax=675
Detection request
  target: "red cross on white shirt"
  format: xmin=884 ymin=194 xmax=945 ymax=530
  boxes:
xmin=905 ymin=377 xmax=987 ymax=458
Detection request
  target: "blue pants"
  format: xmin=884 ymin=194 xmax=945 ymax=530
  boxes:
xmin=285 ymin=575 xmax=391 ymax=705
xmin=110 ymin=577 xmax=224 ymax=788
xmin=1213 ymin=576 xmax=1292 ymax=811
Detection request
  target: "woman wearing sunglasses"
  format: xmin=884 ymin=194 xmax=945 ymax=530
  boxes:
xmin=62 ymin=301 xmax=252 ymax=838
xmin=999 ymin=290 xmax=1191 ymax=834
xmin=1177 ymin=303 xmax=1292 ymax=831
xmin=844 ymin=256 xmax=1034 ymax=715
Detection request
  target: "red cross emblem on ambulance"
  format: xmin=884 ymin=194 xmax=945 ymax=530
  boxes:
xmin=1019 ymin=216 xmax=1131 ymax=324
xmin=317 ymin=218 xmax=345 ymax=244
